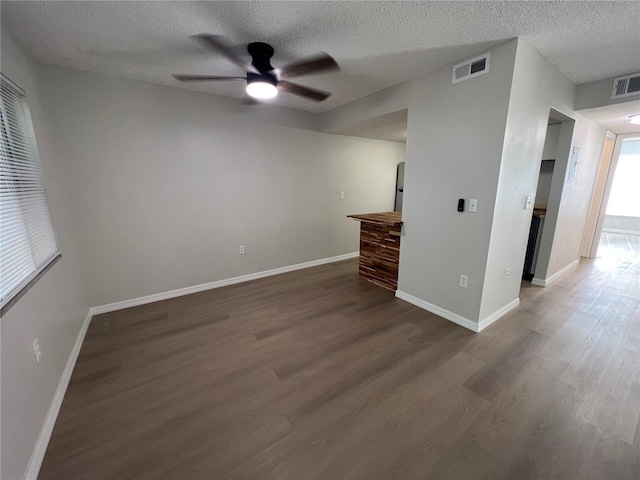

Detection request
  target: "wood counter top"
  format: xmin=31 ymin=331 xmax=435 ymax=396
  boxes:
xmin=347 ymin=211 xmax=402 ymax=227
xmin=533 ymin=206 xmax=547 ymax=219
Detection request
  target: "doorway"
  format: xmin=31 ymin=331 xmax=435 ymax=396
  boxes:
xmin=522 ymin=109 xmax=576 ymax=285
xmin=591 ymin=134 xmax=640 ymax=263
xmin=522 ymin=118 xmax=557 ymax=280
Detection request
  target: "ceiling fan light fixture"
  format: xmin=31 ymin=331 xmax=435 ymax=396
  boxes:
xmin=174 ymin=36 xmax=337 ymax=102
xmin=246 ymin=76 xmax=278 ymax=99
xmin=629 ymin=114 xmax=640 ymax=125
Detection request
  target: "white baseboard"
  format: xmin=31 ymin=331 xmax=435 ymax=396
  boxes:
xmin=24 ymin=310 xmax=93 ymax=480
xmin=478 ymin=298 xmax=520 ymax=332
xmin=91 ymin=252 xmax=359 ymax=315
xmin=395 ymin=290 xmax=479 ymax=333
xmin=532 ymin=259 xmax=579 ymax=287
xmin=395 ymin=291 xmax=520 ymax=333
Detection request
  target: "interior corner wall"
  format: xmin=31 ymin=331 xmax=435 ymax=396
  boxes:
xmin=0 ymin=31 xmax=90 ymax=480
xmin=319 ymin=81 xmax=412 ymax=134
xmin=37 ymin=64 xmax=404 ymax=307
xmin=397 ymin=39 xmax=518 ymax=324
xmin=480 ymin=39 xmax=604 ymax=319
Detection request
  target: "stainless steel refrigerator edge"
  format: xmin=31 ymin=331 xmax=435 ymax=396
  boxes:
xmin=394 ymin=162 xmax=405 ymax=212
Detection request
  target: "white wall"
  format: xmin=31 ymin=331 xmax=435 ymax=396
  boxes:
xmin=0 ymin=32 xmax=89 ymax=480
xmin=480 ymin=39 xmax=604 ymax=318
xmin=397 ymin=40 xmax=517 ymax=322
xmin=38 ymin=65 xmax=404 ymax=307
xmin=603 ymin=215 xmax=640 ymax=235
xmin=542 ymin=124 xmax=561 ymax=160
xmin=535 ymin=124 xmax=561 ymax=207
xmin=535 ymin=161 xmax=554 ymax=206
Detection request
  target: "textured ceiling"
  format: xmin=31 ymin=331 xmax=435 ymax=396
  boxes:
xmin=578 ymin=100 xmax=640 ymax=135
xmin=2 ymin=1 xmax=640 ymax=113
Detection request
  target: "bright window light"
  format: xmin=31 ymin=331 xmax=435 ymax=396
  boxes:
xmin=246 ymin=81 xmax=278 ymax=99
xmin=629 ymin=114 xmax=640 ymax=125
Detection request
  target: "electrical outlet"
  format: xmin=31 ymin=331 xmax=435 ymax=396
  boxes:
xmin=32 ymin=339 xmax=42 ymax=363
xmin=238 ymin=245 xmax=245 ymax=255
xmin=505 ymin=268 xmax=510 ymax=281
xmin=459 ymin=274 xmax=468 ymax=288
xmin=340 ymin=191 xmax=345 ymax=199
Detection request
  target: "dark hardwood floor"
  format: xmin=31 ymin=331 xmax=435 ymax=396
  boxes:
xmin=40 ymin=238 xmax=640 ymax=479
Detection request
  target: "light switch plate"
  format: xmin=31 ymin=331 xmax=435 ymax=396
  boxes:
xmin=525 ymin=196 xmax=533 ymax=209
xmin=32 ymin=339 xmax=42 ymax=363
xmin=469 ymin=199 xmax=477 ymax=212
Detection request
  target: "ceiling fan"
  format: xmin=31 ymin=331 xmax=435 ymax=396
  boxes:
xmin=173 ymin=35 xmax=339 ymax=102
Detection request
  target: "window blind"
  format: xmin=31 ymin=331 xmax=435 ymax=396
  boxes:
xmin=0 ymin=74 xmax=59 ymax=310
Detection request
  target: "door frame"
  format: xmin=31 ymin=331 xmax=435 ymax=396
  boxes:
xmin=587 ymin=132 xmax=639 ymax=257
xmin=581 ymin=131 xmax=616 ymax=258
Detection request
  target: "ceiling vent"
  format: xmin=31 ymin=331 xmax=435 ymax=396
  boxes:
xmin=452 ymin=52 xmax=490 ymax=84
xmin=611 ymin=72 xmax=640 ymax=99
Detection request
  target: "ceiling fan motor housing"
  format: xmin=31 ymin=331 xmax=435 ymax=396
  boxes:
xmin=247 ymin=72 xmax=277 ymax=87
xmin=247 ymin=42 xmax=275 ymax=73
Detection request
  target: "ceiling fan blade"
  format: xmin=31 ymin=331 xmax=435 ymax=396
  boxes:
xmin=278 ymin=80 xmax=331 ymax=102
xmin=278 ymin=53 xmax=339 ymax=79
xmin=172 ymin=74 xmax=245 ymax=82
xmin=192 ymin=34 xmax=257 ymax=73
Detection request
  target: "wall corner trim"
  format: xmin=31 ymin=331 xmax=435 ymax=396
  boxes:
xmin=91 ymin=252 xmax=359 ymax=315
xmin=24 ymin=310 xmax=93 ymax=480
xmin=532 ymin=259 xmax=579 ymax=287
xmin=477 ymin=298 xmax=520 ymax=332
xmin=395 ymin=290 xmax=479 ymax=333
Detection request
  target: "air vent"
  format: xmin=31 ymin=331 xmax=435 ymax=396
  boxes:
xmin=611 ymin=72 xmax=640 ymax=99
xmin=452 ymin=53 xmax=490 ymax=84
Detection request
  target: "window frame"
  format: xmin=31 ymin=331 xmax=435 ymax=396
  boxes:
xmin=0 ymin=73 xmax=61 ymax=315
